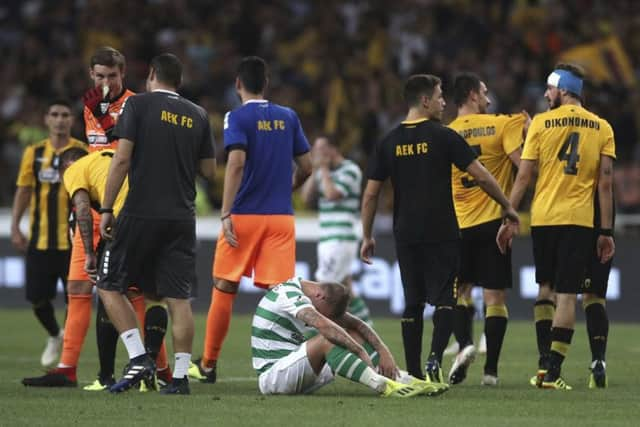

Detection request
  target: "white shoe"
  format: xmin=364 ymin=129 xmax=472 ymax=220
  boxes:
xmin=41 ymin=329 xmax=63 ymax=368
xmin=443 ymin=341 xmax=460 ymax=357
xmin=481 ymin=374 xmax=499 ymax=386
xmin=478 ymin=333 xmax=487 ymax=354
xmin=448 ymin=344 xmax=476 ymax=385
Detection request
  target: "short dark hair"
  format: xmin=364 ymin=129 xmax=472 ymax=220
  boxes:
xmin=238 ymin=56 xmax=268 ymax=94
xmin=403 ymin=74 xmax=441 ymax=107
xmin=319 ymin=282 xmax=350 ymax=318
xmin=453 ymin=72 xmax=482 ymax=107
xmin=47 ymin=99 xmax=73 ymax=112
xmin=150 ymin=53 xmax=183 ymax=89
xmin=90 ymin=46 xmax=126 ymax=72
xmin=554 ymin=62 xmax=586 ymax=80
xmin=59 ymin=147 xmax=88 ymax=166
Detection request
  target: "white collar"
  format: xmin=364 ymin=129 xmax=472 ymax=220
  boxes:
xmin=152 ymin=89 xmax=179 ymax=96
xmin=243 ymin=99 xmax=268 ymax=105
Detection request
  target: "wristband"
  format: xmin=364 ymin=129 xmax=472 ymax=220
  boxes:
xmin=221 ymin=213 xmax=231 ymax=221
xmin=99 ymin=207 xmax=114 ymax=214
xmin=598 ymin=228 xmax=613 ymax=237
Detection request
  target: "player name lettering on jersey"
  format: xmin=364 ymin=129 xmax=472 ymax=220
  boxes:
xmin=395 ymin=142 xmax=428 ymax=157
xmin=160 ymin=110 xmax=193 ymax=128
xmin=544 ymin=117 xmax=600 ymax=130
xmin=458 ymin=126 xmax=496 ymax=139
xmin=257 ymin=120 xmax=286 ymax=131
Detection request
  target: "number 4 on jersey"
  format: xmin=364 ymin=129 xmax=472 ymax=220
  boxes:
xmin=558 ymin=132 xmax=580 ymax=175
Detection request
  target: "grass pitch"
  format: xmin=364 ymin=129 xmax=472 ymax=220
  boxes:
xmin=1 ymin=308 xmax=639 ymax=427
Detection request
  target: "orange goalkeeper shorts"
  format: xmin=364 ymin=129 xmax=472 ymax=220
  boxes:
xmin=212 ymin=214 xmax=295 ymax=287
xmin=68 ymin=209 xmax=101 ymax=282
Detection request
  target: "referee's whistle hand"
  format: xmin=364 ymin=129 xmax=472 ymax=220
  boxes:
xmin=360 ymin=238 xmax=375 ymax=264
xmin=100 ymin=213 xmax=114 ymax=240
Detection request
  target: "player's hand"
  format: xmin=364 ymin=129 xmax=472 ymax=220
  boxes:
xmin=100 ymin=212 xmax=114 ymax=240
xmin=496 ymin=222 xmax=516 ymax=254
xmin=596 ymin=235 xmax=615 ymax=263
xmin=84 ymin=252 xmax=97 ymax=283
xmin=10 ymin=228 xmax=27 ymax=253
xmin=377 ymin=350 xmax=400 ymax=380
xmin=83 ymin=85 xmax=110 ymax=117
xmin=222 ymin=215 xmax=238 ymax=247
xmin=360 ymin=237 xmax=376 ymax=264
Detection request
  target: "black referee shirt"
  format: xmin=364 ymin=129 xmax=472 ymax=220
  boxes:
xmin=113 ymin=90 xmax=215 ymax=220
xmin=368 ymin=118 xmax=476 ymax=243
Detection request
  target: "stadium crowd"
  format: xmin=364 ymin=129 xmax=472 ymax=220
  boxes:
xmin=1 ymin=0 xmax=640 ymax=214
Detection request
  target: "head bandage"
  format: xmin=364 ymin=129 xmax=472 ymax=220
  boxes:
xmin=547 ymin=69 xmax=583 ymax=96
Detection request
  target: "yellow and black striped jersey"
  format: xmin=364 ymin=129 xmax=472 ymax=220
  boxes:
xmin=522 ymin=104 xmax=616 ymax=227
xmin=16 ymin=138 xmax=87 ymax=250
xmin=449 ymin=113 xmax=525 ymax=228
xmin=63 ymin=150 xmax=129 ymax=217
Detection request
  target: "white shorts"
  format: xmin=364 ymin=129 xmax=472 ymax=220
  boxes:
xmin=258 ymin=342 xmax=334 ymax=395
xmin=315 ymin=240 xmax=358 ymax=283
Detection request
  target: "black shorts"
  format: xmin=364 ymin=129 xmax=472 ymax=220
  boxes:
xmin=531 ymin=225 xmax=593 ymax=294
xmin=582 ymin=235 xmax=613 ymax=298
xmin=97 ymin=215 xmax=196 ymax=299
xmin=396 ymin=240 xmax=459 ymax=307
xmin=459 ymin=219 xmax=512 ymax=290
xmin=25 ymin=248 xmax=70 ymax=302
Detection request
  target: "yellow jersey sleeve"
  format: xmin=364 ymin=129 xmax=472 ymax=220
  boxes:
xmin=16 ymin=145 xmax=35 ymax=187
xmin=502 ymin=113 xmax=525 ymax=156
xmin=63 ymin=156 xmax=91 ymax=201
xmin=521 ymin=116 xmax=543 ymax=161
xmin=601 ymin=121 xmax=616 ymax=159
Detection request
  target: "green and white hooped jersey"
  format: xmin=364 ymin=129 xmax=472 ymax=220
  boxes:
xmin=251 ymin=277 xmax=315 ymax=375
xmin=316 ymin=159 xmax=362 ymax=243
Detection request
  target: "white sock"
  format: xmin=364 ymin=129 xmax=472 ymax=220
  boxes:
xmin=120 ymin=328 xmax=146 ymax=359
xmin=173 ymin=352 xmax=191 ymax=378
xmin=358 ymin=366 xmax=387 ymax=393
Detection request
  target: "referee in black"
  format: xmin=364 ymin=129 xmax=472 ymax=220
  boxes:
xmin=360 ymin=74 xmax=518 ymax=382
xmin=97 ymin=53 xmax=216 ymax=395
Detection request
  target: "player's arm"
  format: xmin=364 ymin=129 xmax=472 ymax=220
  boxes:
xmin=10 ymin=186 xmax=32 ymax=252
xmin=338 ymin=312 xmax=398 ymax=378
xmin=199 ymin=158 xmax=217 ymax=182
xmin=297 ymin=307 xmax=373 ymax=368
xmin=318 ymin=166 xmax=344 ymax=200
xmin=465 ymin=160 xmax=518 ymax=223
xmin=300 ymin=171 xmax=317 ymax=207
xmin=596 ymin=155 xmax=615 ymax=263
xmin=100 ymin=138 xmax=133 ymax=239
xmin=508 ymin=147 xmax=522 ymax=168
xmin=508 ymin=159 xmax=535 ymax=211
xmin=219 ymin=149 xmax=245 ymax=247
xmin=72 ymin=189 xmax=94 ymax=255
xmin=292 ymin=152 xmax=312 ymax=191
xmin=360 ymin=179 xmax=383 ymax=264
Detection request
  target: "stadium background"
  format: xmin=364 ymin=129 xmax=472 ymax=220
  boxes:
xmin=1 ymin=0 xmax=639 ymax=319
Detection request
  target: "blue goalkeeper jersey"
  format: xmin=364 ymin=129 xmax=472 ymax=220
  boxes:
xmin=223 ymin=99 xmax=310 ymax=215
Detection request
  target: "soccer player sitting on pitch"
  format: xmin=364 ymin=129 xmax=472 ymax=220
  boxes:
xmin=498 ymin=63 xmax=615 ymax=390
xmin=252 ymin=277 xmax=448 ymax=397
xmin=447 ymin=72 xmax=529 ymax=386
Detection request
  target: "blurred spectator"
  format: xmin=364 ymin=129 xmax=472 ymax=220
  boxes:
xmin=1 ymin=0 xmax=639 ymax=216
